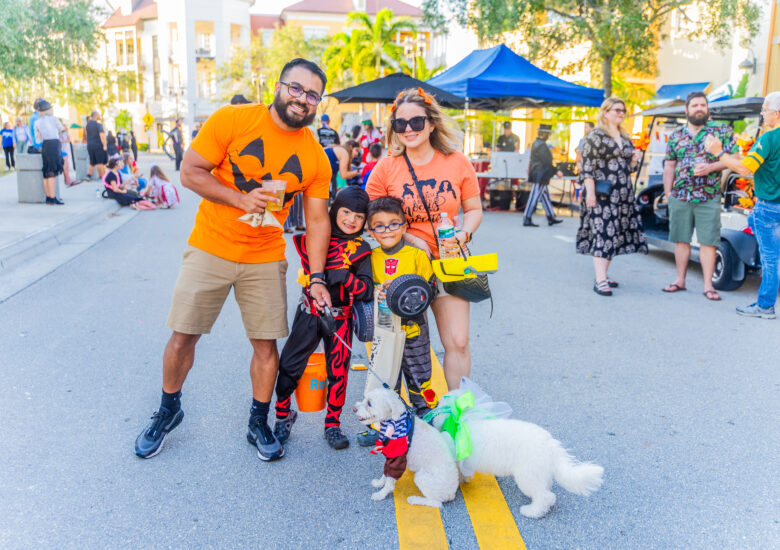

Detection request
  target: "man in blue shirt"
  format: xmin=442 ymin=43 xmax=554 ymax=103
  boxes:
xmin=1 ymin=122 xmax=16 ymax=169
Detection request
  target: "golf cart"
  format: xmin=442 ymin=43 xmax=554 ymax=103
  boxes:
xmin=633 ymin=97 xmax=764 ymax=290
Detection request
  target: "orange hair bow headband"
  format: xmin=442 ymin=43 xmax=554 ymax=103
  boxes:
xmin=390 ymin=88 xmax=433 ymax=113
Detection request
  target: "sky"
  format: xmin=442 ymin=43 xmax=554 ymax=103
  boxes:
xmin=250 ymin=0 xmax=478 ymax=68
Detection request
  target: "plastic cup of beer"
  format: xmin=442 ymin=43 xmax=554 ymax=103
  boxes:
xmin=262 ymin=180 xmax=286 ymax=212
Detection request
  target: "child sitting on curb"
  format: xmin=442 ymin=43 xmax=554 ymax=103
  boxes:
xmin=273 ymin=186 xmax=374 ymax=450
xmin=358 ymin=196 xmax=437 ymax=446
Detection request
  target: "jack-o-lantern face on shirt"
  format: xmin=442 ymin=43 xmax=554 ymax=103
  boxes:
xmin=227 ymin=136 xmax=303 ymax=207
xmin=187 ymin=103 xmax=331 ymax=264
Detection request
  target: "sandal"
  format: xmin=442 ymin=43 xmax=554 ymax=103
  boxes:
xmin=607 ymin=279 xmax=618 ymax=288
xmin=703 ymin=289 xmax=722 ymax=301
xmin=662 ymin=283 xmax=687 ymax=293
xmin=593 ymin=279 xmax=613 ymax=296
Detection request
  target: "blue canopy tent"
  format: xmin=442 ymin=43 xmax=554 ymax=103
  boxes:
xmin=427 ymin=44 xmax=604 ymax=110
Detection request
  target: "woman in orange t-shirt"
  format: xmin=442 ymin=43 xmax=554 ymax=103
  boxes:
xmin=366 ymin=88 xmax=482 ymax=391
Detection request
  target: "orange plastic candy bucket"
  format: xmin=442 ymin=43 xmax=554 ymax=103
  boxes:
xmin=294 ymin=352 xmax=328 ymax=412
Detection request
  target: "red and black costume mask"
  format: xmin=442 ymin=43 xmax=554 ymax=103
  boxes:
xmin=295 ymin=186 xmax=373 ymax=308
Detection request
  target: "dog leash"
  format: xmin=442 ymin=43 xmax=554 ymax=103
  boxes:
xmin=323 ymin=305 xmax=417 ymax=442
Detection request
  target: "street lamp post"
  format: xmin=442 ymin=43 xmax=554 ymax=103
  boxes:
xmin=403 ymin=35 xmax=426 ymax=79
xmin=168 ymin=86 xmax=184 ymax=119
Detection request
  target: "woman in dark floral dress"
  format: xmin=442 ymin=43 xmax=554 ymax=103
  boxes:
xmin=576 ymin=97 xmax=648 ymax=296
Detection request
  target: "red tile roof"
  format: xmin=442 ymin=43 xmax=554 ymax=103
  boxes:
xmin=103 ymin=0 xmax=157 ymax=29
xmin=283 ymin=0 xmax=423 ymax=17
xmin=251 ymin=14 xmax=283 ymax=35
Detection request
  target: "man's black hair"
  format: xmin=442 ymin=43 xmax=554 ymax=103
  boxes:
xmin=279 ymin=58 xmax=327 ymax=93
xmin=685 ymin=91 xmax=708 ymax=108
xmin=585 ymin=121 xmax=595 ymax=129
xmin=367 ymin=196 xmax=405 ymax=224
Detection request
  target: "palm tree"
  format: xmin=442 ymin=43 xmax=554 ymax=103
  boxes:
xmin=346 ymin=8 xmax=416 ymax=80
xmin=400 ymin=55 xmax=446 ymax=81
xmin=324 ymin=29 xmax=366 ymax=87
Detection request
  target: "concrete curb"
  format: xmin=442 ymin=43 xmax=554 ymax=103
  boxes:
xmin=0 ymin=199 xmax=122 ymax=273
xmin=0 ymin=200 xmax=139 ymax=303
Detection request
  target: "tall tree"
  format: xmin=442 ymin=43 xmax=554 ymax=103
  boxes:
xmin=0 ymin=0 xmax=103 ymax=82
xmin=324 ymin=29 xmax=368 ymax=88
xmin=423 ymin=0 xmax=761 ymax=97
xmin=345 ymin=8 xmax=416 ymax=80
xmin=217 ymin=23 xmax=325 ymax=104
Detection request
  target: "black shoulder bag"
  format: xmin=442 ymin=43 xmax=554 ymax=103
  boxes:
xmin=402 ymin=152 xmax=492 ymax=304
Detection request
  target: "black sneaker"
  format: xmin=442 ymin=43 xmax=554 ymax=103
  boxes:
xmin=273 ymin=410 xmax=297 ymax=444
xmin=324 ymin=426 xmax=349 ymax=450
xmin=357 ymin=428 xmax=380 ymax=447
xmin=135 ymin=406 xmax=184 ymax=458
xmin=247 ymin=417 xmax=284 ymax=461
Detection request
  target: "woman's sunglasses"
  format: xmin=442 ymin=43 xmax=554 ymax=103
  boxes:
xmin=391 ymin=116 xmax=429 ymax=133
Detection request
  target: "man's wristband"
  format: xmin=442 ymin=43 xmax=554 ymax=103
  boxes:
xmin=717 ymin=151 xmax=726 ymax=160
xmin=309 ymin=272 xmax=326 ymax=282
xmin=309 ymin=280 xmax=328 ymax=289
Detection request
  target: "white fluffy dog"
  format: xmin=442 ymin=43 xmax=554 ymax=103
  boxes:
xmin=431 ymin=414 xmax=604 ymax=518
xmin=353 ymin=387 xmax=459 ymax=507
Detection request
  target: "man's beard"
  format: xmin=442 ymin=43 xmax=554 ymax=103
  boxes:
xmin=271 ymin=93 xmax=316 ymax=129
xmin=687 ymin=111 xmax=709 ymax=126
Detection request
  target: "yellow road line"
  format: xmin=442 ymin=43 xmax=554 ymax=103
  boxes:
xmin=428 ymin=353 xmax=526 ymax=550
xmin=461 ymin=474 xmax=527 ymax=549
xmin=394 ymin=470 xmax=449 ymax=550
xmin=362 ymin=343 xmax=524 ymax=549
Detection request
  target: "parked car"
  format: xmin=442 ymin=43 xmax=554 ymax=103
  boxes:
xmin=633 ymin=97 xmax=764 ymax=290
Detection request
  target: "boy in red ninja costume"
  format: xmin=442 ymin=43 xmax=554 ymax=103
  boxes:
xmin=273 ymin=186 xmax=373 ymax=450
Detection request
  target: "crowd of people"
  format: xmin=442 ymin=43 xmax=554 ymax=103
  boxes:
xmin=8 ymin=100 xmax=180 ymax=210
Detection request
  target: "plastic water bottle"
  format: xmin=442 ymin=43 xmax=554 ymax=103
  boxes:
xmin=377 ymin=295 xmax=393 ymax=328
xmin=437 ymin=212 xmax=457 ymax=259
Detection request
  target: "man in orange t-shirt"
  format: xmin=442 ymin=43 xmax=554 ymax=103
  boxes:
xmin=134 ymin=59 xmax=333 ymax=463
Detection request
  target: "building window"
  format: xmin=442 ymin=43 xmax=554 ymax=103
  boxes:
xmin=196 ymin=59 xmax=216 ymax=99
xmin=152 ymin=35 xmax=161 ymax=100
xmin=302 ymin=26 xmax=328 ymax=41
xmin=231 ymin=24 xmax=242 ymax=50
xmin=261 ymin=29 xmax=274 ymax=46
xmin=195 ymin=20 xmax=215 ymax=58
xmin=125 ymin=31 xmax=135 ymax=66
xmin=116 ymin=34 xmax=124 ymax=65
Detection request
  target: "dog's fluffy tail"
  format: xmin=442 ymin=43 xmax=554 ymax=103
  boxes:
xmin=553 ymin=447 xmax=604 ymax=496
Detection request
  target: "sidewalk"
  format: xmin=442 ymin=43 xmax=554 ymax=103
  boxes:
xmin=0 ymin=154 xmax=171 ymax=302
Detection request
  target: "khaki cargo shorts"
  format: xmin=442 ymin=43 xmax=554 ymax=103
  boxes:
xmin=166 ymin=245 xmax=289 ymax=340
xmin=668 ymin=195 xmax=721 ymax=246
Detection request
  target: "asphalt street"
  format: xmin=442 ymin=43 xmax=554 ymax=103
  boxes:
xmin=1 ymin=162 xmax=778 ymax=549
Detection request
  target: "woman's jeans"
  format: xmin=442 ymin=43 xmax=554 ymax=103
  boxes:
xmin=750 ymin=199 xmax=780 ymax=308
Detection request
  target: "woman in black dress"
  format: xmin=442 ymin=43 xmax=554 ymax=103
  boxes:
xmin=106 ymin=131 xmax=118 ymax=157
xmin=576 ymin=97 xmax=648 ymax=296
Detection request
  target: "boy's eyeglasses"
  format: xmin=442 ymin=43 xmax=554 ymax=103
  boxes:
xmin=279 ymin=81 xmax=322 ymax=106
xmin=369 ymin=221 xmax=404 ymax=233
xmin=391 ymin=116 xmax=429 ymax=133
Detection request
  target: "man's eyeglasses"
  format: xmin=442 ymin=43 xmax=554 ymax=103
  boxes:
xmin=391 ymin=116 xmax=429 ymax=133
xmin=279 ymin=81 xmax=322 ymax=106
xmin=369 ymin=221 xmax=404 ymax=233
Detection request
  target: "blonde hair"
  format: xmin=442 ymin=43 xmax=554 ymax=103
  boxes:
xmin=386 ymin=88 xmax=462 ymax=157
xmin=596 ymin=97 xmax=630 ymax=138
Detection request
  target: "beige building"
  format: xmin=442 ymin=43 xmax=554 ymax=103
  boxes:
xmin=251 ymin=0 xmax=445 ymax=137
xmin=99 ymin=0 xmax=254 ymax=146
xmin=654 ymin=0 xmax=778 ymax=101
